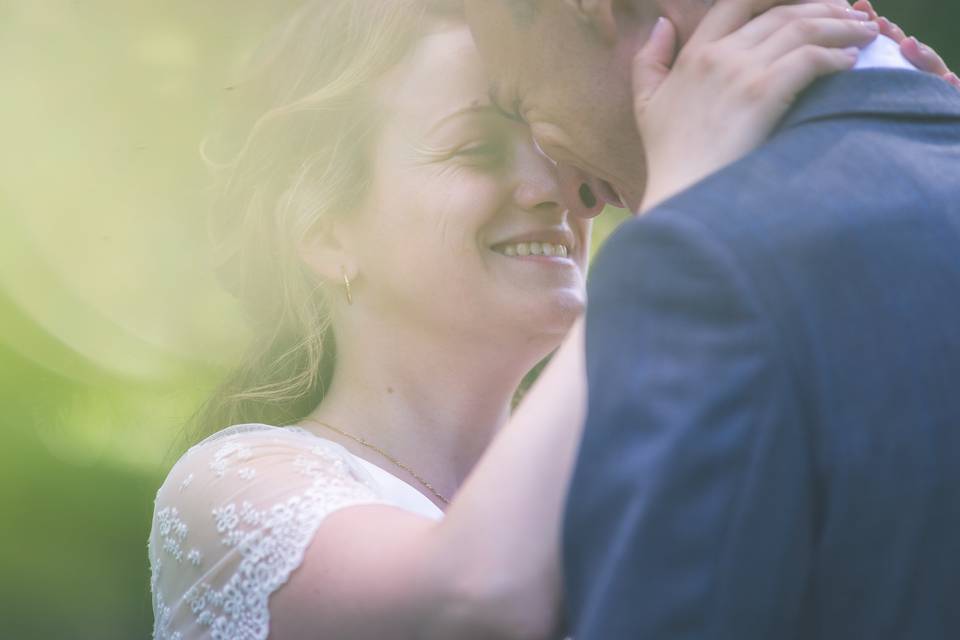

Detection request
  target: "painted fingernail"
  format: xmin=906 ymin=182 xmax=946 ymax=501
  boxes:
xmin=579 ymin=184 xmax=597 ymax=208
xmin=651 ymin=16 xmax=668 ymax=38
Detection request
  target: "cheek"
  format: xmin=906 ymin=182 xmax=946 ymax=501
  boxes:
xmin=394 ymin=168 xmax=505 ymax=249
xmin=364 ymin=167 xmax=507 ymax=289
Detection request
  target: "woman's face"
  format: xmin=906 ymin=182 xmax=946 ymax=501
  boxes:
xmin=342 ymin=24 xmax=590 ymax=353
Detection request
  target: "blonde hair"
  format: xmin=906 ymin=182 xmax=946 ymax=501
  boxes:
xmin=183 ymin=0 xmax=428 ymax=451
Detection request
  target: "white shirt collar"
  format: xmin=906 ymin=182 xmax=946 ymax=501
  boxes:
xmin=854 ymin=34 xmax=919 ymax=71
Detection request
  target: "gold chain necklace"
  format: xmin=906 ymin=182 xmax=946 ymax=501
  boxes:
xmin=303 ymin=419 xmax=450 ymax=506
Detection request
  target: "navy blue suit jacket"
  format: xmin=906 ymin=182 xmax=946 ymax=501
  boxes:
xmin=564 ymin=70 xmax=960 ymax=639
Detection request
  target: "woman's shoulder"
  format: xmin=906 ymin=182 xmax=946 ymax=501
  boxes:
xmin=170 ymin=422 xmax=445 ymax=521
xmin=180 ymin=421 xmax=359 ymax=462
xmin=150 ymin=421 xmax=391 ymax=565
xmin=148 ymin=422 xmax=390 ymax=639
xmin=166 ymin=422 xmax=377 ymax=488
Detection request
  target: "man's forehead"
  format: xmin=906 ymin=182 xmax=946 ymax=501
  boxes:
xmin=464 ymin=0 xmax=539 ymax=57
xmin=462 ymin=0 xmax=555 ymax=105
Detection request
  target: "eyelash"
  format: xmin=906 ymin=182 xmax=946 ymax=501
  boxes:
xmin=458 ymin=143 xmax=498 ymax=156
xmin=455 ymin=141 xmax=506 ymax=167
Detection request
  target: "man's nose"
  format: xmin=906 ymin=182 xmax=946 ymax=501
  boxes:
xmin=557 ymin=163 xmax=605 ymax=219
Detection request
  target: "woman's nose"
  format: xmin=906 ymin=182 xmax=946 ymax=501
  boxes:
xmin=512 ymin=144 xmax=565 ymax=216
xmin=556 ymin=163 xmax=605 ymax=219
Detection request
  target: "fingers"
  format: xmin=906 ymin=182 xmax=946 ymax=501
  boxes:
xmin=900 ymin=36 xmax=951 ymax=77
xmin=633 ymin=17 xmax=679 ymax=105
xmin=851 ymin=0 xmax=878 ymax=21
xmin=763 ymin=45 xmax=860 ymax=106
xmin=731 ymin=3 xmax=872 ymax=49
xmin=876 ymin=16 xmax=906 ymax=42
xmin=754 ymin=16 xmax=878 ymax=61
xmin=689 ymin=0 xmax=783 ymax=46
xmin=691 ymin=0 xmax=852 ymax=43
xmin=864 ymin=12 xmax=959 ymax=90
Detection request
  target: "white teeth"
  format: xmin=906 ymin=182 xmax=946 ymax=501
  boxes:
xmin=496 ymin=242 xmax=571 ymax=258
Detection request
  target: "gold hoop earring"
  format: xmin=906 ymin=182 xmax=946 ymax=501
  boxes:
xmin=341 ymin=267 xmax=353 ymax=306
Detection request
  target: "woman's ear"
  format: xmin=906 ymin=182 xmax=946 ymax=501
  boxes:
xmin=563 ymin=0 xmax=618 ymax=44
xmin=298 ymin=217 xmax=359 ymax=285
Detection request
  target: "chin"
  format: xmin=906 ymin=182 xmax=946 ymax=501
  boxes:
xmin=521 ymin=290 xmax=586 ymax=344
xmin=474 ymin=284 xmax=585 ymax=353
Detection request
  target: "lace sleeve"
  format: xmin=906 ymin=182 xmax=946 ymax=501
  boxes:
xmin=148 ymin=424 xmax=388 ymax=640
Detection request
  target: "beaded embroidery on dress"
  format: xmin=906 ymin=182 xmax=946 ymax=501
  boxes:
xmin=147 ymin=423 xmax=414 ymax=640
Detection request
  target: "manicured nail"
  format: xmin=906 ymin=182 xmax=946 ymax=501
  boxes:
xmin=849 ymin=10 xmax=870 ymax=21
xmin=579 ymin=183 xmax=597 ymax=208
xmin=863 ymin=21 xmax=880 ymax=32
xmin=651 ymin=16 xmax=668 ymax=38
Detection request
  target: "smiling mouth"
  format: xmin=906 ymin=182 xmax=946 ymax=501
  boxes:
xmin=491 ymin=241 xmax=570 ymax=258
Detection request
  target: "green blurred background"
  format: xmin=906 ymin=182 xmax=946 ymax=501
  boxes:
xmin=1 ymin=2 xmax=956 ymax=637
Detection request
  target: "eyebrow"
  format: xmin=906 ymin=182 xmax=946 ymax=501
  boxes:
xmin=425 ymin=101 xmax=498 ymax=136
xmin=488 ymin=83 xmax=525 ymax=124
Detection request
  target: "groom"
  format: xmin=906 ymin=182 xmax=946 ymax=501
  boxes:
xmin=464 ymin=0 xmax=960 ymax=638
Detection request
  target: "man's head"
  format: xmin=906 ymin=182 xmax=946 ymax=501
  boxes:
xmin=463 ymin=0 xmax=713 ymax=211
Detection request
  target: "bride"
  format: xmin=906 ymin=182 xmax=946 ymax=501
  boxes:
xmin=148 ymin=1 xmax=952 ymax=638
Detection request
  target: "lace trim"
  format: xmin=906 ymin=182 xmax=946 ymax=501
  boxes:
xmin=151 ymin=430 xmax=386 ymax=640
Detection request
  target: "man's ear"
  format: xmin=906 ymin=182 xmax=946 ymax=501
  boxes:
xmin=298 ymin=217 xmax=359 ymax=285
xmin=563 ymin=0 xmax=618 ymax=44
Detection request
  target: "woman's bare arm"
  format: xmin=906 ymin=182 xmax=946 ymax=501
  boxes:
xmin=268 ymin=319 xmax=587 ymax=640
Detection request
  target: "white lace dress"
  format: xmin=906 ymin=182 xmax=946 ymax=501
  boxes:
xmin=147 ymin=423 xmax=444 ymax=640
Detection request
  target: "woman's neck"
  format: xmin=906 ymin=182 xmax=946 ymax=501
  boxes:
xmin=303 ymin=314 xmax=544 ymax=504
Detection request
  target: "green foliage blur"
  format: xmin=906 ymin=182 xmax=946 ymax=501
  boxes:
xmin=1 ymin=2 xmax=956 ymax=637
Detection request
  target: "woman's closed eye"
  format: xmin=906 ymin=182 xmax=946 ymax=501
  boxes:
xmin=454 ymin=139 xmax=508 ymax=169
